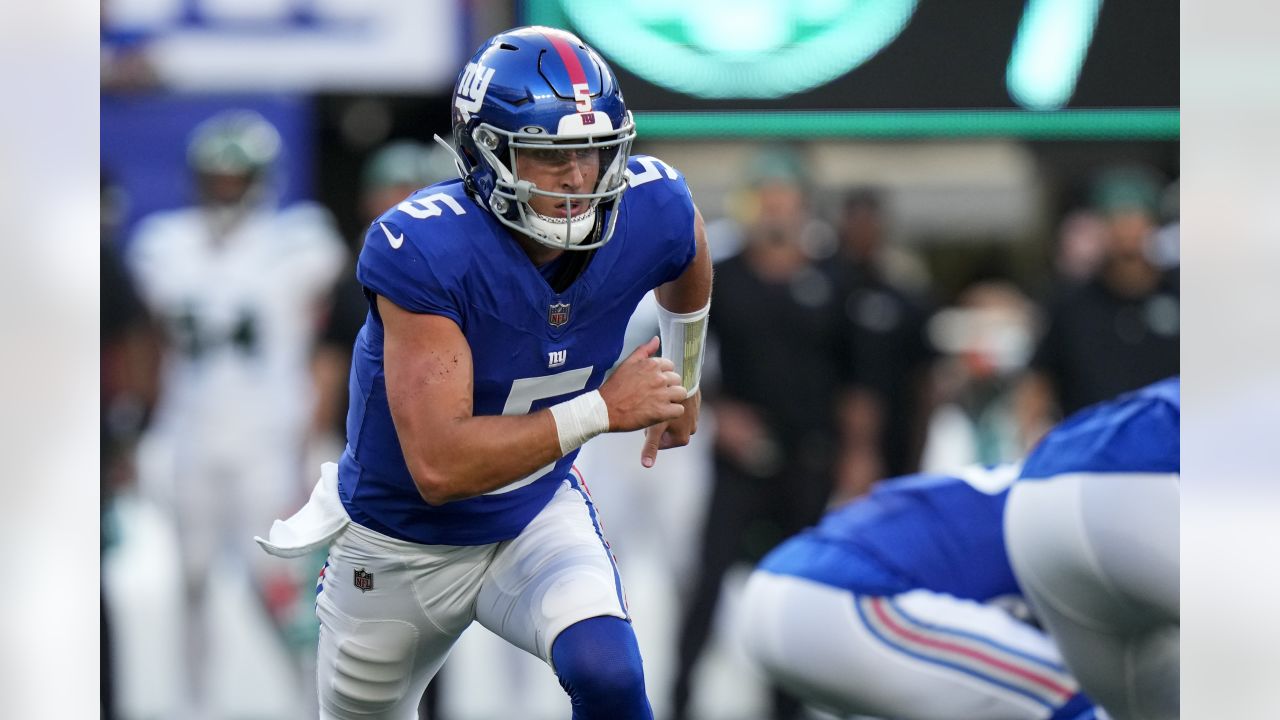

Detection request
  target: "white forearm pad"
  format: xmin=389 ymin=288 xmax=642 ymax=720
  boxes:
xmin=549 ymin=390 xmax=611 ymax=455
xmin=657 ymin=299 xmax=710 ymax=398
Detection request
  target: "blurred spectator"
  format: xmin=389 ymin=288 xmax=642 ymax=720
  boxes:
xmin=101 ymin=170 xmax=161 ymax=720
xmin=670 ymin=146 xmax=852 ymax=720
xmin=102 ymin=170 xmax=161 ymax=493
xmin=1052 ymin=208 xmax=1109 ymax=282
xmin=1015 ymin=165 xmax=1179 ymax=448
xmin=828 ymin=188 xmax=937 ymax=495
xmin=919 ymin=280 xmax=1037 ymax=472
xmin=833 ymin=186 xmax=932 ymax=293
xmin=125 ymin=109 xmax=346 ymax=718
xmin=1151 ymin=178 xmax=1180 ymax=269
xmin=100 ymin=1 xmax=160 ymax=91
xmin=702 ymin=146 xmax=838 ymax=264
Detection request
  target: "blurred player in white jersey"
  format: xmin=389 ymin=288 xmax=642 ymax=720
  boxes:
xmin=1005 ymin=378 xmax=1179 ymax=720
xmin=126 ymin=109 xmax=346 ymax=716
xmin=739 ymin=464 xmax=1101 ymax=720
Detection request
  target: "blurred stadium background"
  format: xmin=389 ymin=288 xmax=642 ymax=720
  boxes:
xmin=96 ymin=1 xmax=1185 ymax=719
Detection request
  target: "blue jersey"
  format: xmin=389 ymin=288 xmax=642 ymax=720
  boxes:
xmin=759 ymin=468 xmax=1021 ymax=600
xmin=338 ymin=156 xmax=697 ymax=545
xmin=1019 ymin=376 xmax=1180 ymax=481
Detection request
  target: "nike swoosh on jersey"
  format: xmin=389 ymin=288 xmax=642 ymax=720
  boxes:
xmin=380 ymin=222 xmax=405 ymax=249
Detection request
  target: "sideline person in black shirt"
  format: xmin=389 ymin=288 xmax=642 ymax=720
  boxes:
xmin=1016 ymin=165 xmax=1179 ymax=447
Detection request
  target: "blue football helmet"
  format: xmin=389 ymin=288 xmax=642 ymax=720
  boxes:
xmin=450 ymin=26 xmax=636 ymax=251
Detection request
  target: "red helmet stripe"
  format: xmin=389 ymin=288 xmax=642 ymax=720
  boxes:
xmin=543 ymin=31 xmax=588 ymax=89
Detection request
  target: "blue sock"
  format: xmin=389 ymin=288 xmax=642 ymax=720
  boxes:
xmin=551 ymin=615 xmax=653 ymax=720
xmin=1050 ymin=692 xmax=1098 ymax=720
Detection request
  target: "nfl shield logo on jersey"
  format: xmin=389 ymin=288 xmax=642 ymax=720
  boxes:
xmin=548 ymin=302 xmax=571 ymax=327
xmin=353 ymin=568 xmax=374 ymax=592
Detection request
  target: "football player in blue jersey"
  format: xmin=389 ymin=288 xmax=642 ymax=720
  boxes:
xmin=1005 ymin=378 xmax=1179 ymax=720
xmin=738 ymin=465 xmax=1101 ymax=720
xmin=256 ymin=26 xmax=711 ymax=720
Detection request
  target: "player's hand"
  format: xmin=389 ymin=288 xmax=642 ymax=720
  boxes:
xmin=599 ymin=336 xmax=686 ymax=434
xmin=640 ymin=388 xmax=700 ymax=468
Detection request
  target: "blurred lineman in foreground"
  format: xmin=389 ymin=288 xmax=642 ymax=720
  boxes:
xmin=258 ymin=26 xmax=712 ymax=719
xmin=1006 ymin=378 xmax=1179 ymax=720
xmin=738 ymin=464 xmax=1099 ymax=720
xmin=126 ymin=109 xmax=346 ymax=716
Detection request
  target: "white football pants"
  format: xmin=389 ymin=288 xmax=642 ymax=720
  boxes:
xmin=739 ymin=573 xmax=1083 ymax=719
xmin=314 ymin=475 xmax=629 ymax=720
xmin=1005 ymin=473 xmax=1179 ymax=720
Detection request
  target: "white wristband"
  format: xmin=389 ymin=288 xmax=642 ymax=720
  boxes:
xmin=548 ymin=390 xmax=611 ymax=455
xmin=657 ymin=299 xmax=711 ymax=398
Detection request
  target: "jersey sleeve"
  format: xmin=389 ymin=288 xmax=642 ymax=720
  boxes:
xmin=626 ymin=155 xmax=698 ymax=287
xmin=356 ymin=218 xmax=466 ymax=326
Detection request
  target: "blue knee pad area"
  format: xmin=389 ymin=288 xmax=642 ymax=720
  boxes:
xmin=551 ymin=616 xmax=653 ymax=720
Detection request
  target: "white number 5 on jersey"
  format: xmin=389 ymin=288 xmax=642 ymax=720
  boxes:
xmin=397 ymin=193 xmax=467 ymax=220
xmin=625 ymin=156 xmax=678 ymax=187
xmin=485 ymin=367 xmax=595 ymax=495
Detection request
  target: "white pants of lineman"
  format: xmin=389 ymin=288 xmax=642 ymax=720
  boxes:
xmin=739 ymin=573 xmax=1084 ymax=720
xmin=314 ymin=474 xmax=629 ymax=720
xmin=1004 ymin=473 xmax=1180 ymax=720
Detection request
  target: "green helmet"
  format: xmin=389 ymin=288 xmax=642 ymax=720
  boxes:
xmin=1090 ymin=165 xmax=1164 ymax=218
xmin=360 ymin=140 xmax=459 ymax=193
xmin=187 ymin=109 xmax=282 ymax=177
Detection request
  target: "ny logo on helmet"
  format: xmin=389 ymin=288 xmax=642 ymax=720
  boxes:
xmin=455 ymin=62 xmax=495 ymax=123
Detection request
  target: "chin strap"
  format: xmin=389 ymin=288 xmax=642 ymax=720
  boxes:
xmin=657 ymin=299 xmax=710 ymax=398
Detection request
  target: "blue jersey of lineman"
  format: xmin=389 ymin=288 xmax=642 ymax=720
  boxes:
xmin=1019 ymin=376 xmax=1180 ymax=481
xmin=337 ymin=156 xmax=697 ymax=546
xmin=759 ymin=469 xmax=1021 ymax=601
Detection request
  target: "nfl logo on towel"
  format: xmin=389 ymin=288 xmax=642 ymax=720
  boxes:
xmin=548 ymin=302 xmax=571 ymax=327
xmin=353 ymin=568 xmax=374 ymax=592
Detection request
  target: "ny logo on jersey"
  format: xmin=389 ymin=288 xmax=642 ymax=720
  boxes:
xmin=548 ymin=302 xmax=571 ymax=328
xmin=455 ymin=62 xmax=495 ymax=122
xmin=548 ymin=349 xmax=568 ymax=368
xmin=353 ymin=568 xmax=374 ymax=593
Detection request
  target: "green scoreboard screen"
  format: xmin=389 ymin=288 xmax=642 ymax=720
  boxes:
xmin=521 ymin=0 xmax=1178 ymax=139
